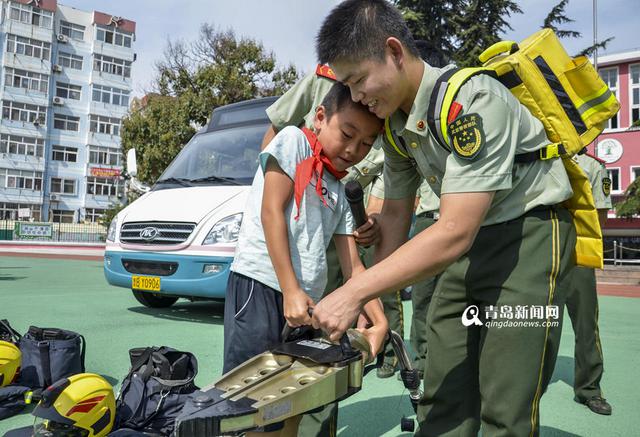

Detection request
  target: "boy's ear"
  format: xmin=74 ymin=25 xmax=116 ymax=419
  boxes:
xmin=386 ymin=37 xmax=405 ymax=69
xmin=314 ymin=105 xmax=326 ymax=131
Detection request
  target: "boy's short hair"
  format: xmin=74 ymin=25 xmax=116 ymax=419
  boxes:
xmin=322 ymin=82 xmax=381 ymax=125
xmin=316 ymin=0 xmax=419 ymax=64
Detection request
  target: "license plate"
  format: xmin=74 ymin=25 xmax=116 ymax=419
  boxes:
xmin=132 ymin=275 xmax=161 ymax=292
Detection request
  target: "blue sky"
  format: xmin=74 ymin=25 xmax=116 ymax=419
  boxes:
xmin=59 ymin=0 xmax=638 ymax=97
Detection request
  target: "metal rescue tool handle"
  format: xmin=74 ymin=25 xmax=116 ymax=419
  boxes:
xmin=281 ymin=308 xmax=356 ymax=357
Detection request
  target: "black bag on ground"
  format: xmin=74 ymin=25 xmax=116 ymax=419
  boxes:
xmin=0 ymin=319 xmax=21 ymax=344
xmin=0 ymin=385 xmax=31 ymax=420
xmin=115 ymin=346 xmax=199 ymax=436
xmin=18 ymin=326 xmax=86 ymax=389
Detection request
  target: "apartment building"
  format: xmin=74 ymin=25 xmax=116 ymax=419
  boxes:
xmin=0 ymin=0 xmax=136 ymax=223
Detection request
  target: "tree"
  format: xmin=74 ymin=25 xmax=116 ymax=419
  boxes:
xmin=395 ymin=0 xmax=522 ymax=68
xmin=155 ymin=24 xmax=298 ymax=126
xmin=394 ymin=0 xmax=462 ymax=65
xmin=121 ymin=94 xmax=196 ymax=184
xmin=615 ymin=179 xmax=640 ymax=218
xmin=542 ymin=0 xmax=580 ymax=38
xmin=541 ymin=0 xmax=614 ymax=57
xmin=121 ymin=24 xmax=299 ymax=184
xmin=452 ymin=0 xmax=522 ymax=67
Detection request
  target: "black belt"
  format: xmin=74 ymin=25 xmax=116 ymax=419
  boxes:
xmin=416 ymin=211 xmax=437 ymax=219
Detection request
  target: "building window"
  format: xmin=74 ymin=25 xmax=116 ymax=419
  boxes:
xmin=51 ymin=209 xmax=74 ymax=223
xmin=0 ymin=134 xmax=44 ymax=158
xmin=53 ymin=114 xmax=80 ymax=131
xmin=1 ymin=100 xmax=46 ymax=124
xmin=607 ymin=168 xmax=621 ymax=193
xmin=89 ymin=115 xmax=121 ymax=136
xmin=88 ymin=145 xmax=121 ymax=166
xmin=92 ymin=85 xmax=130 ymax=106
xmin=6 ymin=34 xmax=51 ymax=61
xmin=0 ymin=202 xmax=41 ymax=220
xmin=85 ymin=208 xmax=106 ymax=223
xmin=86 ymin=177 xmax=120 ymax=196
xmin=9 ymin=2 xmax=53 ymax=29
xmin=4 ymin=67 xmax=49 ymax=93
xmin=50 ymin=177 xmax=76 ymax=195
xmin=55 ymin=82 xmax=82 ymax=100
xmin=0 ymin=168 xmax=43 ymax=190
xmin=89 ymin=146 xmax=122 ymax=166
xmin=600 ymin=67 xmax=618 ymax=129
xmin=93 ymin=54 xmax=131 ymax=78
xmin=631 ymin=166 xmax=640 ymax=182
xmin=58 ymin=52 xmax=83 ymax=70
xmin=96 ymin=25 xmax=133 ymax=48
xmin=631 ymin=64 xmax=640 ymax=126
xmin=59 ymin=21 xmax=85 ymax=40
xmin=51 ymin=145 xmax=78 ymax=162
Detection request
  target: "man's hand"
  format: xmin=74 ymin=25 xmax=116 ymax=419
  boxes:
xmin=311 ymin=286 xmax=363 ymax=341
xmin=283 ymin=288 xmax=314 ymax=327
xmin=353 ymin=214 xmax=381 ymax=247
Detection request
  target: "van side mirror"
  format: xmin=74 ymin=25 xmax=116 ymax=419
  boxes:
xmin=127 ymin=149 xmax=138 ymax=178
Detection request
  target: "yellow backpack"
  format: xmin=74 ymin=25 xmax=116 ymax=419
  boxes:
xmin=386 ymin=28 xmax=620 ymax=268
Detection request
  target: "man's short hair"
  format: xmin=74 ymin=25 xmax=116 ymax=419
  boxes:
xmin=316 ymin=0 xmax=419 ymax=64
xmin=322 ymin=82 xmax=381 ymax=125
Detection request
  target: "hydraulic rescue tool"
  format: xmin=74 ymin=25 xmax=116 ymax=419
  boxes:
xmin=175 ymin=324 xmax=422 ymax=436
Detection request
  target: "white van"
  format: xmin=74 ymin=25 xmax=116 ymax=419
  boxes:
xmin=104 ymin=97 xmax=277 ymax=308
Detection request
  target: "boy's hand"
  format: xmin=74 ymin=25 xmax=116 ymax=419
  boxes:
xmin=283 ymin=288 xmax=314 ymax=327
xmin=356 ymin=323 xmax=388 ymax=358
xmin=353 ymin=214 xmax=381 ymax=247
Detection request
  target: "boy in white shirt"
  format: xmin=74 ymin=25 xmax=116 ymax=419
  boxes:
xmin=223 ymin=83 xmax=388 ymax=435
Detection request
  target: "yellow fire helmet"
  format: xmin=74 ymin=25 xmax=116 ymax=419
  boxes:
xmin=31 ymin=373 xmax=115 ymax=437
xmin=0 ymin=340 xmax=21 ymax=387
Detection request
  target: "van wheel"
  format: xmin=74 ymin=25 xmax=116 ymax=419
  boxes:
xmin=132 ymin=290 xmax=179 ymax=308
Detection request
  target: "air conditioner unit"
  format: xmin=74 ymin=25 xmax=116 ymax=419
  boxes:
xmin=53 ymin=96 xmax=64 ymax=105
xmin=50 ymin=194 xmax=60 ymax=201
xmin=33 ymin=118 xmax=43 ymax=127
xmin=52 ymin=64 xmax=63 ymax=73
xmin=57 ymin=34 xmax=68 ymax=43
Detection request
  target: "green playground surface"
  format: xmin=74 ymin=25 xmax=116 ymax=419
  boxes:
xmin=1 ymin=255 xmax=638 ymax=436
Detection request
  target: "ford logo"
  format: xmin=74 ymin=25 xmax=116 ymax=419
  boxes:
xmin=140 ymin=227 xmax=160 ymax=241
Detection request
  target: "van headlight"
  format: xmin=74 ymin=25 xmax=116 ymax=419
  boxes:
xmin=107 ymin=220 xmax=118 ymax=242
xmin=203 ymin=213 xmax=243 ymax=245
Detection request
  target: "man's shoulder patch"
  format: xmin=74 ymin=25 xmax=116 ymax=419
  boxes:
xmin=448 ymin=113 xmax=485 ymax=160
xmin=602 ymin=177 xmax=612 ymax=197
xmin=315 ymin=64 xmax=336 ymax=81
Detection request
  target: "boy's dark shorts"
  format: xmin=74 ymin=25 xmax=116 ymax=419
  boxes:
xmin=223 ymin=271 xmax=286 ymax=431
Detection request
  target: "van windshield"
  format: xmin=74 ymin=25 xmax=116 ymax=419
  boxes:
xmin=156 ymin=124 xmax=266 ymax=189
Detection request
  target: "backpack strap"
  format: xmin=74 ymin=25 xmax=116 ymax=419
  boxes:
xmin=428 ymin=67 xmax=575 ymax=165
xmin=38 ymin=342 xmax=52 ymax=388
xmin=428 ymin=67 xmax=494 ymax=152
xmin=0 ymin=320 xmax=21 ymax=344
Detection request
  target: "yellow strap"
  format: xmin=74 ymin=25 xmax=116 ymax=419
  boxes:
xmin=437 ymin=68 xmax=489 ymax=146
xmin=384 ymin=118 xmax=409 ymax=158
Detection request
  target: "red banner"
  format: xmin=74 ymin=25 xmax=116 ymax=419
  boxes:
xmin=90 ymin=167 xmax=121 ymax=178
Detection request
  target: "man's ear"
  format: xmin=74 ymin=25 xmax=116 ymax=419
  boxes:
xmin=386 ymin=37 xmax=405 ymax=69
xmin=314 ymin=105 xmax=327 ymax=131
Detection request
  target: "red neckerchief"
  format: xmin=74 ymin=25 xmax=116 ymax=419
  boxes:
xmin=293 ymin=127 xmax=348 ymax=220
